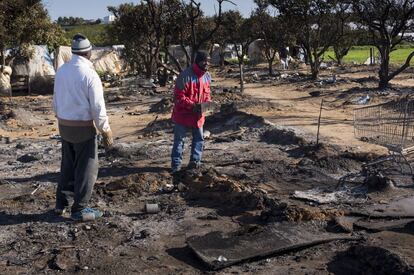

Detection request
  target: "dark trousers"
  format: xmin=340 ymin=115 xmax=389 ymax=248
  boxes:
xmin=56 ymin=136 xmax=98 ymax=213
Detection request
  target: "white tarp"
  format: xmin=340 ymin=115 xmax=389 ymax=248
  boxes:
xmin=248 ymin=39 xmax=266 ymax=63
xmin=91 ymin=47 xmax=124 ymax=75
xmin=12 ymin=45 xmax=55 ymax=77
xmin=0 ymin=66 xmax=12 ymax=95
xmin=168 ymin=45 xmax=191 ymax=64
xmin=211 ymin=44 xmax=239 ymax=65
xmin=54 ymin=46 xmax=125 ymax=75
xmin=54 ymin=46 xmax=72 ymax=71
xmin=211 ymin=44 xmax=222 ymax=65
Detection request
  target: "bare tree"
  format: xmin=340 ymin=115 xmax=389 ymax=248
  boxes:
xmin=352 ymin=0 xmax=414 ymax=89
xmin=185 ymin=0 xmax=232 ymax=62
xmin=109 ymin=3 xmax=160 ymax=77
xmin=222 ymin=11 xmax=255 ymax=92
xmin=211 ymin=14 xmax=229 ymax=68
xmin=330 ymin=27 xmax=362 ymax=66
xmin=253 ymin=1 xmax=294 ymax=75
xmin=109 ymin=0 xmax=232 ymax=77
xmin=269 ymin=0 xmax=349 ymax=79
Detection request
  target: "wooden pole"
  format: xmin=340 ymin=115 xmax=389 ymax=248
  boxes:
xmin=370 ymin=48 xmax=373 ymax=65
xmin=316 ymin=99 xmax=324 ymax=145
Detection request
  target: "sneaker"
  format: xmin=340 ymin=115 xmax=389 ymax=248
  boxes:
xmin=71 ymin=207 xmax=103 ymax=222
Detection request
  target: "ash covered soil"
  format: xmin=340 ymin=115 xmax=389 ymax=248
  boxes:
xmin=1 ymin=65 xmax=414 ymax=274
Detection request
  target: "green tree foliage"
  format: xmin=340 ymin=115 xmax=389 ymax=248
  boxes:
xmin=57 ymin=16 xmax=101 ymax=26
xmin=57 ymin=16 xmax=86 ymax=26
xmin=63 ymin=24 xmax=110 ymax=47
xmin=352 ymin=0 xmax=414 ymax=89
xmin=0 ymin=0 xmax=67 ymax=70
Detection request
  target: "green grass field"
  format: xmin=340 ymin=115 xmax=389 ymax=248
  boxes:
xmin=62 ymin=24 xmax=111 ymax=47
xmin=324 ymin=46 xmax=414 ymax=65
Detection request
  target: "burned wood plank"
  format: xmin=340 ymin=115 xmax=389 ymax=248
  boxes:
xmin=187 ymin=222 xmax=356 ymax=270
xmin=354 ymin=219 xmax=414 ymax=232
xmin=353 ymin=196 xmax=414 ymax=218
xmin=0 ymin=184 xmax=34 ymax=201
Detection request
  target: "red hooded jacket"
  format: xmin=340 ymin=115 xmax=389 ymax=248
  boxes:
xmin=171 ymin=63 xmax=211 ymax=128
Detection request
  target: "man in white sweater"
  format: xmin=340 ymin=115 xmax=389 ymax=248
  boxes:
xmin=53 ymin=33 xmax=113 ymax=221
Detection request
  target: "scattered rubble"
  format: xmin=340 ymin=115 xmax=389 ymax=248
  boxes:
xmin=328 ymin=245 xmax=414 ymax=275
xmin=149 ymin=97 xmax=173 ymax=114
xmin=1 ymin=65 xmax=414 ymax=274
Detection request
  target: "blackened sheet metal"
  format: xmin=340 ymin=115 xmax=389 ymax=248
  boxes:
xmin=187 ymin=222 xmax=356 ymax=270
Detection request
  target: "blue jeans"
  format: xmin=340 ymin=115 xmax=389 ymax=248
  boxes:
xmin=171 ymin=123 xmax=204 ymax=172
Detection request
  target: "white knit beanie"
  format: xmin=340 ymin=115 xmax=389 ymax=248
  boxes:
xmin=71 ymin=33 xmax=92 ymax=54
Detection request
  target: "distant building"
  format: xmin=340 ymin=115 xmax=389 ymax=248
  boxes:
xmin=84 ymin=19 xmax=96 ymax=24
xmin=102 ymin=15 xmax=115 ymax=24
xmin=402 ymin=32 xmax=414 ymax=41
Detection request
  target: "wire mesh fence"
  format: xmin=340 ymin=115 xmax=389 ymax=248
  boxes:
xmin=354 ymin=96 xmax=414 ymax=151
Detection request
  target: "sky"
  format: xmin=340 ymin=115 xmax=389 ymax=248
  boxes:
xmin=42 ymin=0 xmax=257 ymax=21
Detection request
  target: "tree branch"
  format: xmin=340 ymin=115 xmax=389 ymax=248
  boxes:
xmin=388 ymin=50 xmax=414 ymax=80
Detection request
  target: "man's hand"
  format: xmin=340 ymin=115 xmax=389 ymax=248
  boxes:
xmin=192 ymin=103 xmax=202 ymax=115
xmin=102 ymin=130 xmax=114 ymax=149
xmin=192 ymin=102 xmax=216 ymax=115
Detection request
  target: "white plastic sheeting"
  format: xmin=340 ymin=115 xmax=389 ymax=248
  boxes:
xmin=168 ymin=45 xmax=192 ymax=68
xmin=54 ymin=46 xmax=72 ymax=71
xmin=91 ymin=47 xmax=124 ymax=74
xmin=54 ymin=46 xmax=125 ymax=75
xmin=248 ymin=39 xmax=266 ymax=64
xmin=0 ymin=66 xmax=12 ymax=96
xmin=12 ymin=45 xmax=55 ymax=77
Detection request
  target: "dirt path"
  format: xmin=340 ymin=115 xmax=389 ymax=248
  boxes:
xmin=214 ymin=70 xmax=391 ymax=154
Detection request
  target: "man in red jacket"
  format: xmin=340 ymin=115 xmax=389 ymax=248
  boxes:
xmin=171 ymin=51 xmax=211 ymax=173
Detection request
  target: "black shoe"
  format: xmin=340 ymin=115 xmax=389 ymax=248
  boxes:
xmin=54 ymin=208 xmax=66 ymax=216
xmin=187 ymin=161 xmax=201 ymax=170
xmin=172 ymin=172 xmax=181 ymax=185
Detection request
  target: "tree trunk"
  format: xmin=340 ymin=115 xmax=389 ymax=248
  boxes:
xmin=1 ymin=46 xmax=4 ymax=73
xmin=378 ymin=47 xmax=390 ymax=90
xmin=334 ymin=47 xmax=348 ymax=67
xmin=378 ymin=76 xmax=389 ymax=90
xmin=145 ymin=66 xmax=152 ymax=78
xmin=304 ymin=51 xmax=309 ymax=64
xmin=238 ymin=60 xmax=244 ymax=93
xmin=191 ymin=46 xmax=198 ymax=64
xmin=179 ymin=44 xmax=191 ymax=68
xmin=219 ymin=52 xmax=225 ymax=68
xmin=386 ymin=50 xmax=414 ymax=85
xmin=268 ymin=59 xmax=274 ymax=76
xmin=159 ymin=52 xmax=168 ymax=87
xmin=144 ymin=56 xmax=153 ymax=78
xmin=311 ymin=57 xmax=320 ymax=80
